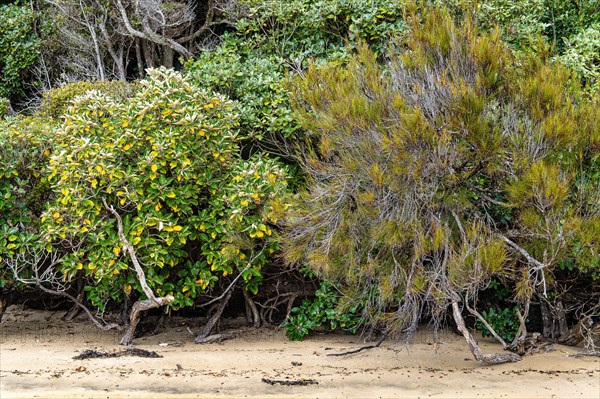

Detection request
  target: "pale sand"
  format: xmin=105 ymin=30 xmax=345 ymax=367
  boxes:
xmin=0 ymin=306 xmax=598 ymax=398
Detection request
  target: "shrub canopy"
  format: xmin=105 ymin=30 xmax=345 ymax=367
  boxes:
xmin=284 ymin=9 xmax=599 ymax=335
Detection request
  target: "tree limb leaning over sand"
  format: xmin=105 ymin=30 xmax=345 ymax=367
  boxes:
xmin=102 ymin=198 xmax=174 ymax=346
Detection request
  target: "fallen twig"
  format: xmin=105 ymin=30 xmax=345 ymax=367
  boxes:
xmin=327 ymin=333 xmax=388 ymax=357
xmin=566 ymin=352 xmax=600 ymax=358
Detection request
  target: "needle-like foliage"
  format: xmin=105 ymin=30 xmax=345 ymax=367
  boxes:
xmin=284 ymin=8 xmax=599 ymax=343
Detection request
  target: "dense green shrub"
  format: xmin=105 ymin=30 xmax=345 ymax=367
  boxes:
xmin=42 ymin=68 xmax=289 ymax=310
xmin=187 ymin=0 xmax=411 ymax=148
xmin=186 ymin=35 xmax=299 ymax=143
xmin=0 ymin=4 xmax=41 ymax=101
xmin=282 ymin=281 xmax=362 ymax=340
xmin=559 ymin=24 xmax=600 ymax=91
xmin=476 ymin=307 xmax=520 ymax=343
xmin=0 ymin=116 xmax=55 ymax=287
xmin=237 ymin=0 xmax=407 ymax=58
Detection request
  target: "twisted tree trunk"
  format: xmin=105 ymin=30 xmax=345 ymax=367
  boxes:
xmin=103 ymin=199 xmax=174 ymax=346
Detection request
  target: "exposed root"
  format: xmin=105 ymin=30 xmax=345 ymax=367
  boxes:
xmin=243 ymin=289 xmax=260 ymax=328
xmin=195 ymin=289 xmax=232 ymax=343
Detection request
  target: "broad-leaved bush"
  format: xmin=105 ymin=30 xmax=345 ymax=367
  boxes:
xmin=42 ymin=68 xmax=288 ymax=310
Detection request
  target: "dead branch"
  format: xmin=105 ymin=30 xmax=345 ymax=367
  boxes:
xmin=566 ymin=352 xmax=600 ymax=358
xmin=452 ymin=300 xmax=521 ymax=364
xmin=5 ymin=246 xmax=121 ymax=331
xmin=102 ymin=198 xmax=174 ymax=345
xmin=465 ymin=299 xmax=508 ymax=349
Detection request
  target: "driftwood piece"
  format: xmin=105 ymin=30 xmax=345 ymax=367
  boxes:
xmin=452 ymin=301 xmax=521 ymax=364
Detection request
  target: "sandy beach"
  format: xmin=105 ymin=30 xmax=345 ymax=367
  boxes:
xmin=1 ymin=305 xmax=598 ymax=398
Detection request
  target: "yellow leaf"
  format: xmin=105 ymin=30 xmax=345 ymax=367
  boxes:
xmin=211 ymin=232 xmax=216 ymax=239
xmin=172 ymin=225 xmax=182 ymax=231
xmin=256 ymin=231 xmax=264 ymax=238
xmin=122 ymin=121 xmax=129 ymax=128
xmin=166 ymin=192 xmax=176 ymax=198
xmin=113 ymin=247 xmax=121 ymax=256
xmin=199 ymin=224 xmax=206 ymax=232
xmin=91 ymin=179 xmax=97 ymax=189
xmin=132 ymin=237 xmax=141 ymax=245
xmin=76 ymin=263 xmax=83 ymax=270
xmin=151 ymin=164 xmax=158 ymax=173
xmin=123 ymin=143 xmax=132 ymax=151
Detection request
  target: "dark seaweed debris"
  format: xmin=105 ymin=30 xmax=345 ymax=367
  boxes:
xmin=261 ymin=378 xmax=318 ymax=386
xmin=73 ymin=348 xmax=162 ymax=360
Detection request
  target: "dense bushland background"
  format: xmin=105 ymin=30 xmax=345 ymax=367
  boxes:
xmin=1 ymin=0 xmax=598 ymax=358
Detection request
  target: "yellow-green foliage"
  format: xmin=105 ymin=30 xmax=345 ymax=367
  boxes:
xmin=284 ymin=8 xmax=600 ymax=334
xmin=0 ymin=117 xmax=55 ymax=260
xmin=0 ymin=116 xmax=55 ymax=287
xmin=42 ymin=68 xmax=288 ymax=309
xmin=38 ymin=80 xmax=136 ymax=119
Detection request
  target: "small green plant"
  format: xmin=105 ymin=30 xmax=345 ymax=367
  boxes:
xmin=476 ymin=307 xmax=520 ymax=343
xmin=283 ymin=282 xmax=362 ymax=341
